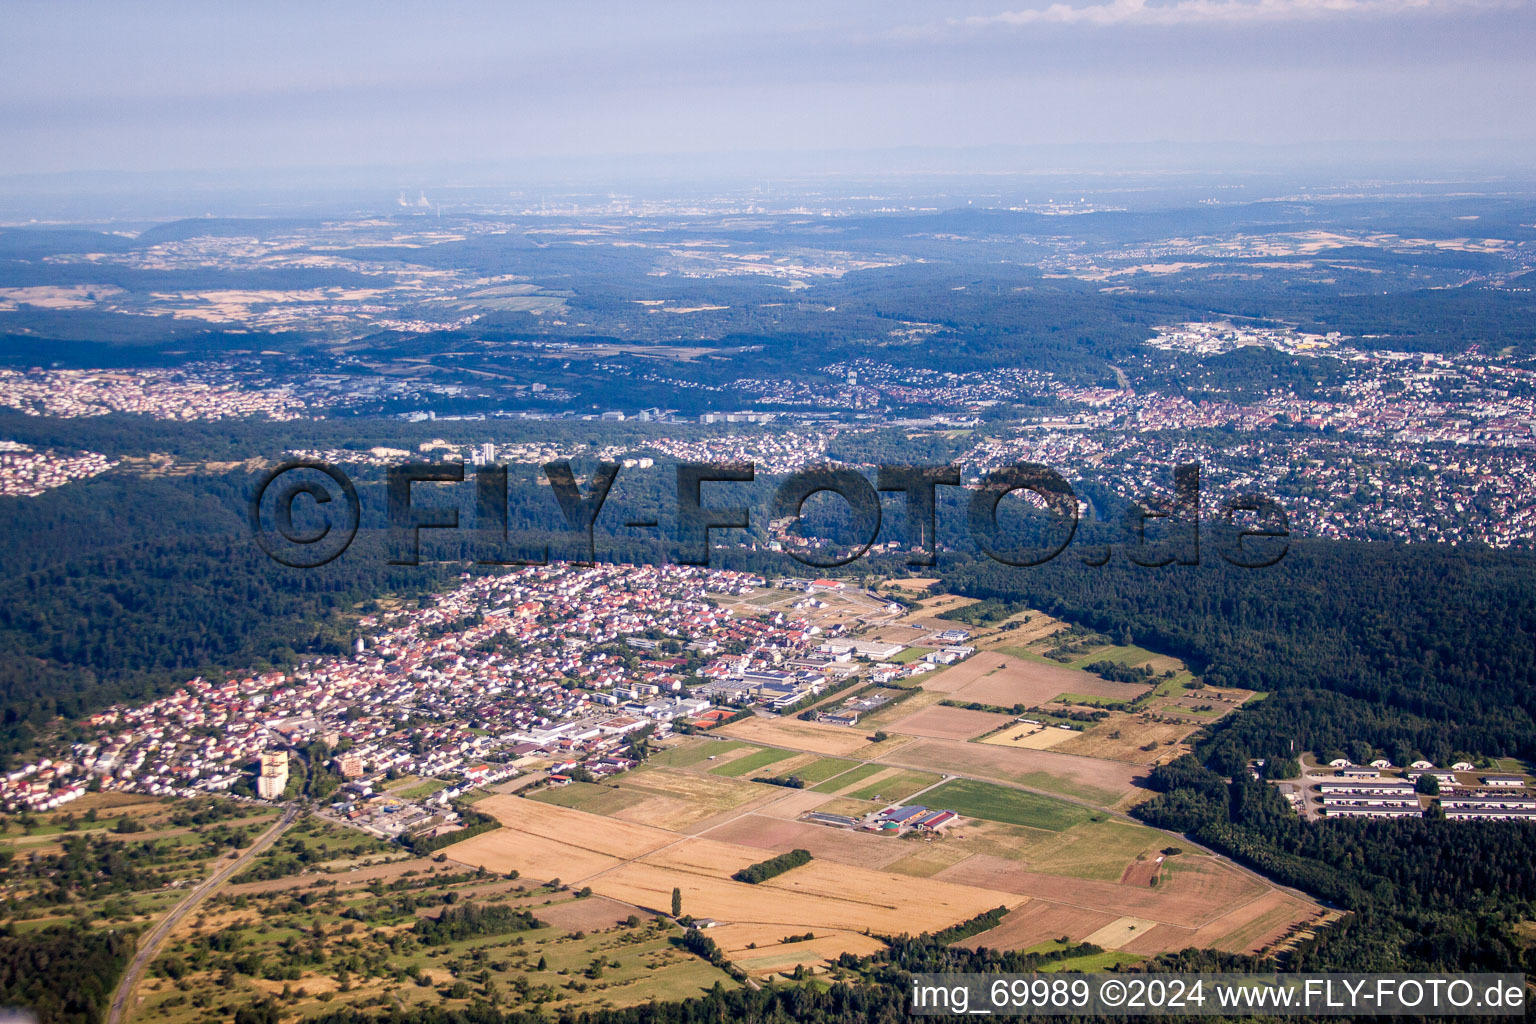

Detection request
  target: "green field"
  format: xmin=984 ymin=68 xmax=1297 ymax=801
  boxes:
xmin=892 ymin=647 xmax=931 ymax=664
xmin=845 ymin=770 xmax=941 ymax=803
xmin=1061 ymin=643 xmax=1167 ymax=670
xmin=708 ymin=747 xmax=800 ymax=777
xmin=648 ymin=738 xmax=752 ymax=768
xmin=528 ymin=781 xmax=650 ymax=816
xmin=784 ymin=757 xmax=861 ymax=785
xmin=1037 ymin=950 xmax=1145 ymax=972
xmin=397 ymin=778 xmax=449 ymax=800
xmin=1025 ymin=820 xmax=1166 ymax=880
xmin=811 ymin=761 xmax=885 ymax=793
xmin=923 ymin=779 xmax=1090 ymax=832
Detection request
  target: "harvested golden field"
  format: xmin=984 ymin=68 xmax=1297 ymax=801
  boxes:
xmin=591 ymin=855 xmax=1011 ymax=936
xmin=956 ymin=900 xmax=1119 ymax=950
xmin=638 ymin=837 xmax=763 ymax=878
xmin=708 ymin=924 xmax=887 ymax=977
xmin=1054 ymin=718 xmax=1198 ymax=763
xmin=980 ymin=725 xmax=1076 ymax=749
xmin=446 ymin=795 xmax=678 ymax=880
xmin=701 ymin=814 xmax=910 ymax=867
xmin=447 ymin=798 xmax=1017 ymax=950
xmin=718 ymin=715 xmax=875 ymax=756
xmin=475 ymin=794 xmax=677 ymax=855
xmin=446 ymin=825 xmax=625 ymax=882
xmin=750 ymin=788 xmax=838 ymax=819
xmin=608 ymin=766 xmax=777 ymax=831
xmin=929 ymin=650 xmax=1150 ymax=706
xmin=1082 ymin=915 xmax=1159 ymax=950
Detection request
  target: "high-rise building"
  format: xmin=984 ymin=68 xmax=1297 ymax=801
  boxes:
xmin=339 ymin=752 xmax=365 ymax=779
xmin=479 ymin=442 xmax=495 ymax=463
xmin=257 ymin=750 xmax=289 ymax=800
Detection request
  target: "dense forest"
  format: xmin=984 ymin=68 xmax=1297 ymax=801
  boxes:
xmin=939 ymin=541 xmax=1536 ymax=979
xmin=941 ymin=541 xmax=1536 ymax=762
xmin=0 ymin=924 xmax=133 ymax=1024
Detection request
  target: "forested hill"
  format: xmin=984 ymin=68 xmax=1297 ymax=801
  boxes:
xmin=941 ymin=540 xmax=1536 ymax=764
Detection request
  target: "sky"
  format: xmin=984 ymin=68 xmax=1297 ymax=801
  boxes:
xmin=2 ymin=0 xmax=1534 ymax=181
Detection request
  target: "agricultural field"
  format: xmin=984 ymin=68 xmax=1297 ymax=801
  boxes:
xmin=841 ymin=768 xmax=943 ymax=803
xmin=445 ymin=798 xmax=1015 ymax=972
xmin=920 ymin=649 xmax=1151 ymax=707
xmin=979 ymin=724 xmax=1078 ymax=749
xmin=645 ymin=739 xmax=752 ymax=769
xmin=923 ymin=779 xmax=1089 ymax=832
xmin=717 ymin=715 xmax=880 ymax=756
xmin=880 ymin=737 xmax=1144 ymax=806
xmin=881 ymin=703 xmax=1014 ymax=740
xmin=810 ymin=761 xmax=885 ymax=794
xmin=439 ymin=716 xmax=1322 ymax=969
xmin=707 ymin=747 xmax=801 ymax=778
xmin=1053 ymin=716 xmax=1200 ymax=764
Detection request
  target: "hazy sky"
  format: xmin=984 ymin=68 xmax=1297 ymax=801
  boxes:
xmin=3 ymin=0 xmax=1533 ymax=178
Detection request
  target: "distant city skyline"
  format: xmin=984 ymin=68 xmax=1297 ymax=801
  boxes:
xmin=2 ymin=0 xmax=1532 ymax=181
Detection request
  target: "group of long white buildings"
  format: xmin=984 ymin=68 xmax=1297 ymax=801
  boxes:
xmin=1317 ymin=768 xmax=1536 ymax=821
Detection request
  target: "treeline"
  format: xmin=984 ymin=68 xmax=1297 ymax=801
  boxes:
xmin=942 ymin=540 xmax=1536 ymax=762
xmin=1081 ymin=660 xmax=1155 ymax=684
xmin=0 ymin=924 xmax=133 ymax=1024
xmin=751 ymin=774 xmax=806 ymax=789
xmin=924 ymin=905 xmax=1011 ymax=945
xmin=402 ymin=806 xmax=498 ymax=856
xmin=412 ymin=903 xmax=543 ymax=945
xmin=731 ymin=849 xmax=811 ymax=884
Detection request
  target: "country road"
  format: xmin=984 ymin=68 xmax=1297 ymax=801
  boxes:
xmin=107 ymin=805 xmax=300 ymax=1024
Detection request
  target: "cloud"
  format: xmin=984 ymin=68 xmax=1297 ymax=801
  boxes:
xmin=953 ymin=0 xmax=1512 ymax=29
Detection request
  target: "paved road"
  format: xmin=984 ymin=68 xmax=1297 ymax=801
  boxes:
xmin=107 ymin=805 xmax=299 ymax=1024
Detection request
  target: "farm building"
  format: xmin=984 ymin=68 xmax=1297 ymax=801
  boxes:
xmin=876 ymin=805 xmax=930 ymax=826
xmin=914 ymin=810 xmax=958 ymax=831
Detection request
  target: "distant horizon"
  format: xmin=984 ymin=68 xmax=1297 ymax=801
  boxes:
xmin=4 ymin=138 xmax=1536 ymax=226
xmin=4 ymin=1 xmax=1532 ymax=183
